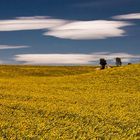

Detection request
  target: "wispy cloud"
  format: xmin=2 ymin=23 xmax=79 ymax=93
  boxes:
xmin=0 ymin=16 xmax=132 ymax=40
xmin=113 ymin=13 xmax=140 ymax=20
xmin=44 ymin=20 xmax=131 ymax=40
xmin=0 ymin=45 xmax=29 ymax=49
xmin=14 ymin=52 xmax=140 ymax=65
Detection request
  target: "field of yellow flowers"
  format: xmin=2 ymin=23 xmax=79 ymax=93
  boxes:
xmin=0 ymin=64 xmax=140 ymax=139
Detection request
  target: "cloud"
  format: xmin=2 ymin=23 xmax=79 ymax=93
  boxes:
xmin=0 ymin=16 xmax=132 ymax=40
xmin=44 ymin=20 xmax=131 ymax=40
xmin=0 ymin=45 xmax=29 ymax=49
xmin=14 ymin=52 xmax=140 ymax=65
xmin=113 ymin=13 xmax=140 ymax=20
xmin=14 ymin=54 xmax=92 ymax=64
xmin=0 ymin=16 xmax=67 ymax=31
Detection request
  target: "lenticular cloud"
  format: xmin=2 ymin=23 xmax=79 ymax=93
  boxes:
xmin=0 ymin=16 xmax=67 ymax=31
xmin=44 ymin=20 xmax=131 ymax=40
xmin=113 ymin=13 xmax=140 ymax=20
xmin=14 ymin=53 xmax=140 ymax=65
xmin=0 ymin=45 xmax=29 ymax=49
xmin=0 ymin=16 xmax=132 ymax=40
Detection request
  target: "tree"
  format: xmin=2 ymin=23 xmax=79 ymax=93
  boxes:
xmin=115 ymin=57 xmax=122 ymax=66
xmin=100 ymin=58 xmax=107 ymax=69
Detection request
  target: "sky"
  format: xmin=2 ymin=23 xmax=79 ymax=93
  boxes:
xmin=0 ymin=0 xmax=140 ymax=65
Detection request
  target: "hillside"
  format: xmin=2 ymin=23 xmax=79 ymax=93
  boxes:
xmin=0 ymin=64 xmax=140 ymax=139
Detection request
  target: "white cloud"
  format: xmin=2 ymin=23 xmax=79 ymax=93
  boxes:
xmin=0 ymin=16 xmax=67 ymax=31
xmin=0 ymin=16 xmax=132 ymax=40
xmin=44 ymin=20 xmax=131 ymax=40
xmin=0 ymin=45 xmax=29 ymax=49
xmin=14 ymin=52 xmax=140 ymax=65
xmin=113 ymin=13 xmax=140 ymax=20
xmin=14 ymin=54 xmax=92 ymax=64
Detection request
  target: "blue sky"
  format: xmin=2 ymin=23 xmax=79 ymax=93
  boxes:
xmin=0 ymin=0 xmax=140 ymax=65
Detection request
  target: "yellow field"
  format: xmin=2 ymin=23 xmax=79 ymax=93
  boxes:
xmin=0 ymin=64 xmax=140 ymax=139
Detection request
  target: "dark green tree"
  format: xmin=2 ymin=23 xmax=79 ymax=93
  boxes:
xmin=116 ymin=57 xmax=122 ymax=66
xmin=100 ymin=58 xmax=107 ymax=69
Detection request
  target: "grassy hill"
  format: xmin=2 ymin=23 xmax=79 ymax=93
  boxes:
xmin=0 ymin=64 xmax=140 ymax=139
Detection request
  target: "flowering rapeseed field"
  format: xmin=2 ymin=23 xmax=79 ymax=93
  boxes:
xmin=0 ymin=64 xmax=140 ymax=139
